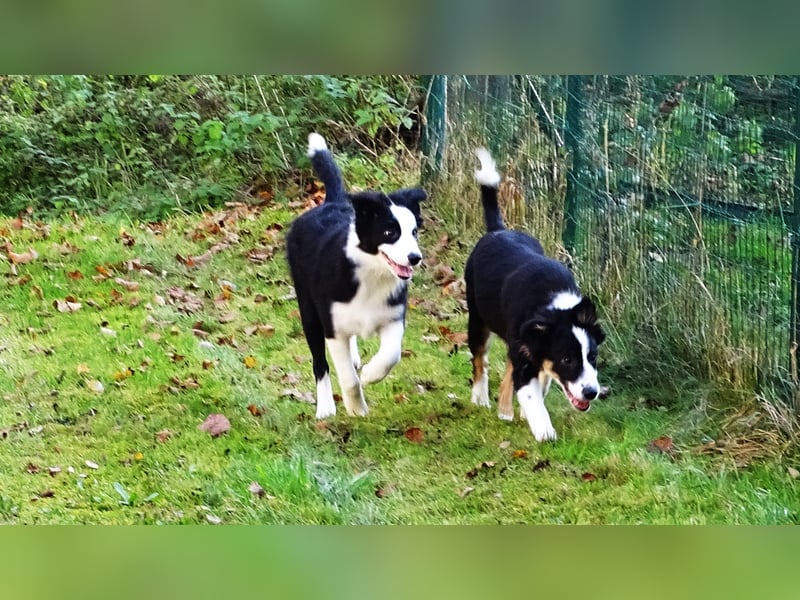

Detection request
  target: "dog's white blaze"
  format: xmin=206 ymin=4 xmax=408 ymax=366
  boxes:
xmin=549 ymin=291 xmax=582 ymax=311
xmin=315 ymin=373 xmax=336 ymax=419
xmin=307 ymin=132 xmax=327 ymax=156
xmin=361 ymin=320 xmax=404 ymax=385
xmin=474 ymin=147 xmax=500 ymax=187
xmin=379 ymin=205 xmax=421 ymax=269
xmin=568 ymin=326 xmax=599 ymax=399
xmin=517 ymin=379 xmax=557 ymax=442
xmin=337 ymin=225 xmax=405 ymax=339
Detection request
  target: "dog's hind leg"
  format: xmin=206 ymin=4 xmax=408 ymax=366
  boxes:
xmin=515 ymin=371 xmax=557 ymax=442
xmin=360 ymin=320 xmax=403 ymax=385
xmin=498 ymin=358 xmax=514 ymax=421
xmin=297 ymin=296 xmax=335 ymax=419
xmin=468 ymin=315 xmax=491 ymax=408
xmin=327 ymin=336 xmax=368 ymax=416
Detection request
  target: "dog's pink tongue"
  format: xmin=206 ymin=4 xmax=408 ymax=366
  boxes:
xmin=393 ymin=264 xmax=413 ymax=279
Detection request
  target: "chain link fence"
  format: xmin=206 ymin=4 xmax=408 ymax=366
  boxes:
xmin=421 ymin=75 xmax=799 ymax=406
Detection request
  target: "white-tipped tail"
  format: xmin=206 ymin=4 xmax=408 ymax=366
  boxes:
xmin=474 ymin=147 xmax=500 ymax=187
xmin=307 ymin=132 xmax=328 ymax=157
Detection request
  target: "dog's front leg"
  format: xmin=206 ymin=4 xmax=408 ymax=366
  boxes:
xmin=516 ymin=378 xmax=557 ymax=442
xmin=326 ymin=337 xmax=368 ymax=416
xmin=360 ymin=320 xmax=404 ymax=385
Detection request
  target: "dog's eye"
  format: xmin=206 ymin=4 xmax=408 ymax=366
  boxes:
xmin=383 ymin=229 xmax=395 ymax=238
xmin=588 ymin=351 xmax=597 ymax=363
xmin=412 ymin=228 xmax=418 ymax=237
xmin=560 ymin=356 xmax=576 ymax=367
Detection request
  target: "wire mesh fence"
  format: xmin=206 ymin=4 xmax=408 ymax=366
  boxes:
xmin=421 ymin=75 xmax=799 ymax=405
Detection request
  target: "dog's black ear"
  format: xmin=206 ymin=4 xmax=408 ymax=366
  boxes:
xmin=388 ymin=187 xmax=427 ymax=206
xmin=388 ymin=188 xmax=426 ymax=225
xmin=573 ymin=297 xmax=606 ymax=344
xmin=349 ymin=191 xmax=391 ymax=218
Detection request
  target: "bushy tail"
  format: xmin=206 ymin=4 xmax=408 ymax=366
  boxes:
xmin=307 ymin=133 xmax=345 ymax=203
xmin=474 ymin=147 xmax=504 ymax=232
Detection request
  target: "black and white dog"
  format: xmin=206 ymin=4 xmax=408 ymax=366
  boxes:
xmin=286 ymin=133 xmax=426 ymax=419
xmin=465 ymin=148 xmax=605 ymax=442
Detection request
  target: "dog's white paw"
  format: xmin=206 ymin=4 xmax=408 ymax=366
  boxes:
xmin=315 ymin=375 xmax=336 ymax=419
xmin=530 ymin=421 xmax=558 ymax=443
xmin=470 ymin=381 xmax=490 ymax=408
xmin=342 ymin=385 xmax=369 ymax=417
xmin=360 ymin=360 xmax=389 ymax=385
xmin=498 ymin=409 xmax=514 ymax=421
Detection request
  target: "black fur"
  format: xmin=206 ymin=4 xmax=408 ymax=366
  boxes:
xmin=466 ymin=154 xmax=605 ymax=429
xmin=285 ymin=136 xmax=426 ymax=409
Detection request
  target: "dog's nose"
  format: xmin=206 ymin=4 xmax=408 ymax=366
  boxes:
xmin=408 ymin=253 xmax=422 ymax=266
xmin=583 ymin=385 xmax=598 ymax=400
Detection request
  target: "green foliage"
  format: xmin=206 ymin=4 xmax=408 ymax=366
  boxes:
xmin=0 ymin=75 xmax=419 ymax=220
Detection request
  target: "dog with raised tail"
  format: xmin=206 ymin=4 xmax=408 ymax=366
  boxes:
xmin=286 ymin=133 xmax=426 ymax=419
xmin=465 ymin=147 xmax=605 ymax=442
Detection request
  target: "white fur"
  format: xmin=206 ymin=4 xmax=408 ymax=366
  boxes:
xmin=361 ymin=320 xmax=404 ymax=384
xmin=307 ymin=132 xmax=327 ymax=157
xmin=517 ymin=376 xmax=557 ymax=442
xmin=475 ymin=147 xmax=501 ymax=188
xmin=549 ymin=291 xmax=582 ymax=311
xmin=326 ymin=337 xmax=368 ymax=416
xmin=315 ymin=373 xmax=336 ymax=419
xmin=349 ymin=336 xmax=361 ymax=370
xmin=379 ymin=205 xmax=422 ymax=270
xmin=566 ymin=327 xmax=599 ymax=402
xmin=470 ymin=350 xmax=491 ymax=409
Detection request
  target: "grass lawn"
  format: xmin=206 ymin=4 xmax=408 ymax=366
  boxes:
xmin=0 ymin=197 xmax=798 ymax=524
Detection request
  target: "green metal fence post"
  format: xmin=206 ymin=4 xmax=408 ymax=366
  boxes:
xmin=791 ymin=78 xmax=800 ymax=408
xmin=421 ymin=75 xmax=447 ymax=185
xmin=563 ymin=75 xmax=585 ymax=255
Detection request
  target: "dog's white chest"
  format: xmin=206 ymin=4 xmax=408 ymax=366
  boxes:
xmin=331 ymin=281 xmax=404 ymax=339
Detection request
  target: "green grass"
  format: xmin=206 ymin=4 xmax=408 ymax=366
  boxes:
xmin=0 ymin=199 xmax=798 ymax=524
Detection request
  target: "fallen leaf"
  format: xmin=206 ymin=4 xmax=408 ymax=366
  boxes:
xmin=133 ymin=452 xmax=144 ymax=461
xmin=431 ymin=264 xmax=457 ymax=286
xmin=375 ymin=483 xmax=396 ymax=498
xmin=532 ymin=459 xmax=551 ymax=472
xmin=458 ymin=486 xmax=475 ymax=498
xmin=113 ymin=368 xmax=134 ymax=382
xmin=247 ymin=404 xmax=264 ymax=417
xmin=6 ymin=247 xmax=39 ymax=264
xmin=155 ymin=429 xmax=173 ymax=443
xmin=466 ymin=461 xmax=496 ymax=479
xmin=67 ymin=270 xmax=84 ymax=280
xmin=54 ymin=298 xmax=82 ymax=313
xmin=248 ymin=481 xmax=267 ymax=498
xmin=243 ymin=355 xmax=257 ymax=369
xmin=647 ymin=435 xmax=674 ymax=454
xmin=198 ymin=413 xmax=231 ymax=437
xmin=85 ymin=460 xmax=100 ymax=470
xmin=499 ymin=440 xmax=511 ymax=449
xmin=76 ymin=364 xmax=90 ymax=374
xmin=788 ymin=467 xmax=800 ymax=480
xmin=202 ymin=359 xmax=216 ymax=370
xmin=113 ymin=277 xmax=140 ymax=291
xmin=206 ymin=514 xmax=222 ymax=524
xmin=26 ymin=462 xmax=40 ymax=474
xmin=581 ymin=472 xmax=598 ymax=482
xmin=48 ymin=466 xmax=61 ymax=477
xmin=86 ymin=380 xmax=104 ymax=394
xmin=404 ymin=427 xmax=424 ymax=443
xmin=36 ymin=489 xmax=55 ymax=499
xmin=512 ymin=449 xmax=529 ymax=459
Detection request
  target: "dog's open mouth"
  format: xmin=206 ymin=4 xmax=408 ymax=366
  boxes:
xmin=381 ymin=252 xmax=413 ymax=280
xmin=557 ymin=382 xmax=591 ymax=412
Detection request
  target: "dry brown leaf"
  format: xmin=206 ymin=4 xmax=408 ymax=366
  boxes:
xmin=54 ymin=298 xmax=82 ymax=313
xmin=198 ymin=413 xmax=231 ymax=437
xmin=113 ymin=277 xmax=140 ymax=291
xmin=155 ymin=429 xmax=173 ymax=443
xmin=6 ymin=247 xmax=39 ymax=264
xmin=244 ymin=356 xmax=257 ymax=369
xmin=647 ymin=435 xmax=674 ymax=454
xmin=404 ymin=427 xmax=424 ymax=443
